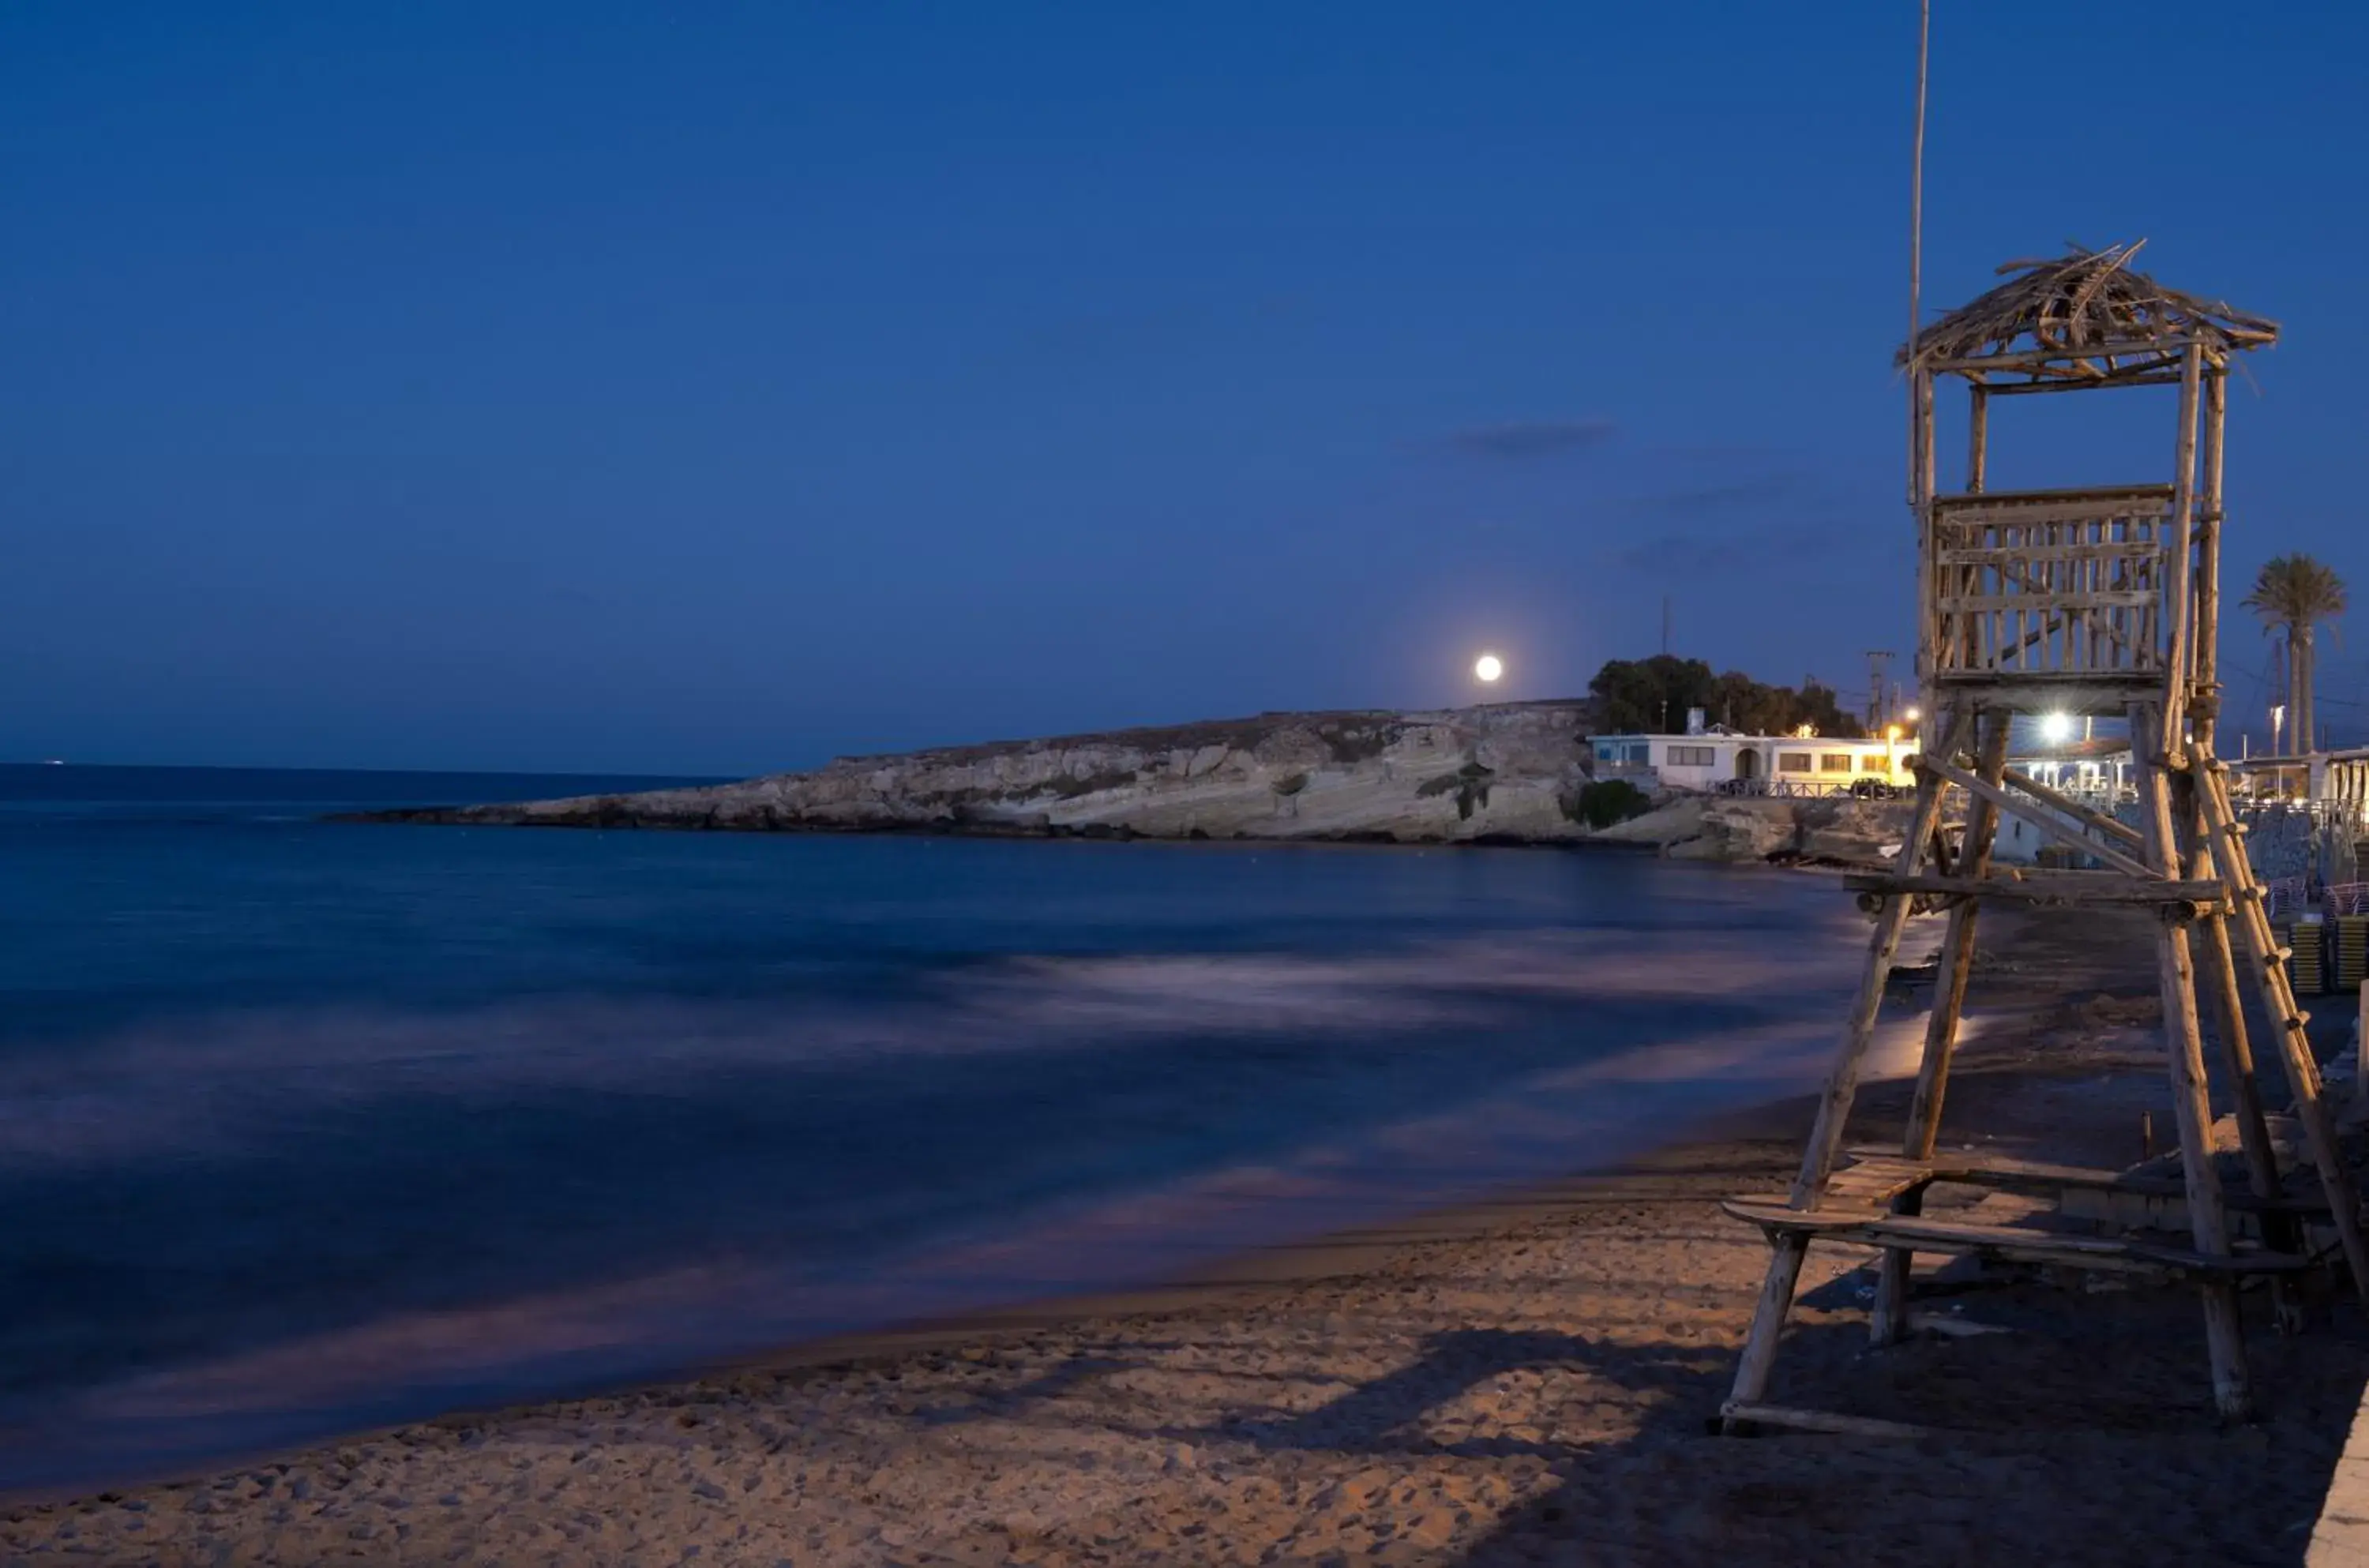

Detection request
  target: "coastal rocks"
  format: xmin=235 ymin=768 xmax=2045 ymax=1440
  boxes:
xmin=1587 ymin=797 xmax=1706 ymax=848
xmin=1666 ymin=800 xmax=1800 ymax=862
xmin=365 ymin=703 xmax=1609 ymax=847
xmin=1589 ymin=794 xmax=1918 ymax=868
xmin=1792 ymin=797 xmax=1913 ymax=866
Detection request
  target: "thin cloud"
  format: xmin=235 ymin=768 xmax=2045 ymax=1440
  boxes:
xmin=1446 ymin=419 xmax=1619 ymax=460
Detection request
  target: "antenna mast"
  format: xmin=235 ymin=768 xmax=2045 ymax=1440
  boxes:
xmin=1865 ymin=649 xmax=1894 ymax=730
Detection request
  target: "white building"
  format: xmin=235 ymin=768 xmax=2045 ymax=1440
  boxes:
xmin=1590 ymin=714 xmax=1913 ymax=795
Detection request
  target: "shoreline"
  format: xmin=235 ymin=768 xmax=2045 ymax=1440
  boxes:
xmin=0 ymin=938 xmax=1916 ymax=1508
xmin=0 ymin=1078 xmax=1894 ymax=1526
xmin=334 ymin=806 xmax=1906 ymax=876
xmin=333 ymin=809 xmax=1669 ymax=853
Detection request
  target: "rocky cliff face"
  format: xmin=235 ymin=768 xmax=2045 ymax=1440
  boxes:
xmin=370 ymin=703 xmax=1609 ymax=844
xmin=362 ymin=700 xmax=1918 ymax=866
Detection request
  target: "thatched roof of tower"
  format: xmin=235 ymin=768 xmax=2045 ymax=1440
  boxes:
xmin=1902 ymin=242 xmax=2277 ymax=377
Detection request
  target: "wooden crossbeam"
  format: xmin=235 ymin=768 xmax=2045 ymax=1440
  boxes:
xmin=1843 ymin=872 xmax=2221 ymax=907
xmin=1917 ymin=753 xmax=2160 ymax=878
xmin=1935 ymin=591 xmax=2158 ymax=613
xmin=1999 ymin=767 xmax=2146 ymax=848
xmin=1718 ymin=1401 xmax=1942 ymax=1440
xmin=1936 ymin=542 xmax=2167 ymax=565
xmin=1984 ymin=371 xmax=2188 ymax=396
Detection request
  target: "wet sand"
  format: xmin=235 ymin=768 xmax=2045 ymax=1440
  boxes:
xmin=8 ymin=907 xmax=2367 ymax=1566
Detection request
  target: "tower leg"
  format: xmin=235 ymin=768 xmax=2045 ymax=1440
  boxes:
xmin=1873 ymin=708 xmax=2008 ymax=1345
xmin=2197 ymin=752 xmax=2369 ymax=1301
xmin=2132 ymin=704 xmax=2253 ymax=1421
xmin=1724 ymin=711 xmax=1968 ymax=1428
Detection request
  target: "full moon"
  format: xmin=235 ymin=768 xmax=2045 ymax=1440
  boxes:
xmin=1474 ymin=654 xmax=1504 ymax=684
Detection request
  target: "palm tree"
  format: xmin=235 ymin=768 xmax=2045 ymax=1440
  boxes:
xmin=2243 ymin=554 xmax=2347 ymax=755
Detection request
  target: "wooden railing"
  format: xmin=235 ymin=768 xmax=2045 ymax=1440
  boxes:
xmin=1928 ymin=485 xmax=2176 ymax=682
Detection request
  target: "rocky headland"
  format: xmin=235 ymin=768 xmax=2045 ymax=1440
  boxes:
xmin=359 ymin=701 xmax=1917 ymax=865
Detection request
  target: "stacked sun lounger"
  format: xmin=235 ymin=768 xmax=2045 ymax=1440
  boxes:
xmin=2277 ymin=918 xmax=2328 ymax=996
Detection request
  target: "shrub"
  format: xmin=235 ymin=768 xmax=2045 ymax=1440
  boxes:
xmin=1567 ymin=778 xmax=1653 ymax=828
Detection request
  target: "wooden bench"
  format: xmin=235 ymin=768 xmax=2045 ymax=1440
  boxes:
xmin=1842 ymin=1146 xmax=2336 ymax=1218
xmin=1725 ymin=1147 xmax=2328 ymax=1284
xmin=1721 ymin=1198 xmax=2316 ymax=1277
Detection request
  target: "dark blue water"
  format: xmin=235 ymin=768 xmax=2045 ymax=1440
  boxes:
xmin=0 ymin=763 xmax=1872 ymax=1494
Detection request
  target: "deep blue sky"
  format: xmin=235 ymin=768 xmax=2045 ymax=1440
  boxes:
xmin=7 ymin=3 xmax=2365 ymax=773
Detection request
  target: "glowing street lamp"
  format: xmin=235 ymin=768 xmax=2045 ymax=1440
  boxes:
xmin=2040 ymin=712 xmax=2075 ymax=745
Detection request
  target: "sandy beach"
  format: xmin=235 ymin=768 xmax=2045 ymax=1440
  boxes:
xmin=9 ymin=906 xmax=2367 ymax=1567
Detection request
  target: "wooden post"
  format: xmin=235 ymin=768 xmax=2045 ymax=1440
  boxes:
xmin=1724 ymin=1232 xmax=1813 ymax=1434
xmin=2358 ymin=978 xmax=2368 ymax=1110
xmin=2197 ymin=366 xmax=2228 ymax=703
xmin=1966 ymin=385 xmax=1989 ymax=495
xmin=2161 ymin=341 xmax=2206 ymax=751
xmin=1913 ymin=368 xmax=1938 ymax=695
xmin=2131 ymin=703 xmax=2253 ymax=1422
xmin=1872 ymin=707 xmax=2009 ymax=1345
xmin=2197 ymin=754 xmax=2369 ymax=1300
xmin=1723 ymin=709 xmax=1969 ymax=1427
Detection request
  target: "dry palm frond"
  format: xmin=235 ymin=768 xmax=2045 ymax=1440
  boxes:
xmin=1901 ymin=242 xmax=2277 ymax=372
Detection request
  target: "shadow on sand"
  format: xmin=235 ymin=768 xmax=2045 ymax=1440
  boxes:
xmin=1180 ymin=1292 xmax=2369 ymax=1567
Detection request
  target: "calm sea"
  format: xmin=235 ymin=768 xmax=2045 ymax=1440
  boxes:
xmin=0 ymin=763 xmax=1876 ymax=1494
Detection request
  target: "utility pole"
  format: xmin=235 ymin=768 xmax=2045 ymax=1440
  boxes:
xmin=1661 ymin=595 xmax=1672 ymax=657
xmin=1864 ymin=650 xmax=1894 ymax=730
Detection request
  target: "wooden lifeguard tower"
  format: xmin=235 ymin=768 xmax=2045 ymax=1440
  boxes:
xmin=1720 ymin=243 xmax=2369 ymax=1431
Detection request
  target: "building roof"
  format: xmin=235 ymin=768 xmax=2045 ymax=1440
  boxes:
xmin=1902 ymin=242 xmax=2277 ymax=381
xmin=2007 ymin=734 xmax=2130 ymax=764
xmin=1592 ymin=730 xmax=1886 ymax=745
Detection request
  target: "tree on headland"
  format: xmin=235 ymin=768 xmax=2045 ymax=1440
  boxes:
xmin=1587 ymin=655 xmax=1863 ymax=737
xmin=2243 ymin=554 xmax=2345 ymax=755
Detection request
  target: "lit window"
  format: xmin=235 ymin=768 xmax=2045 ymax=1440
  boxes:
xmin=1778 ymin=752 xmax=1814 ymax=774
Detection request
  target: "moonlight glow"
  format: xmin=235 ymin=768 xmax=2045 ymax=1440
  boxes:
xmin=1474 ymin=654 xmax=1504 ymax=684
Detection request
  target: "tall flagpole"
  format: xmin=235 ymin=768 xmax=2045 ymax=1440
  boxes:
xmin=1906 ymin=0 xmax=1934 ymax=722
xmin=1905 ymin=0 xmax=1931 ymax=507
xmin=1909 ymin=0 xmax=1930 ymax=356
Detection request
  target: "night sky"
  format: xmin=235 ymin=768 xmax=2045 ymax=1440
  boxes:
xmin=7 ymin=4 xmax=2363 ymax=774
